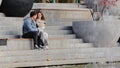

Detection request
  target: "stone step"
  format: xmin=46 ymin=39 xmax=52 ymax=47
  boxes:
xmin=0 ymin=17 xmax=23 ymax=21
xmin=0 ymin=56 xmax=120 ymax=68
xmin=49 ymin=43 xmax=93 ymax=49
xmin=0 ymin=30 xmax=73 ymax=35
xmin=1 ymin=47 xmax=120 ymax=57
xmin=0 ymin=39 xmax=83 ymax=51
xmin=49 ymin=35 xmax=76 ymax=38
xmin=32 ymin=3 xmax=80 ymax=9
xmin=0 ymin=52 xmax=104 ymax=63
xmin=0 ymin=46 xmax=7 ymax=51
xmin=0 ymin=13 xmax=5 ymax=17
xmin=0 ymin=26 xmax=20 ymax=30
xmin=0 ymin=21 xmax=72 ymax=26
xmin=46 ymin=30 xmax=73 ymax=35
xmin=0 ymin=19 xmax=73 ymax=26
xmin=0 ymin=35 xmax=20 ymax=38
xmin=0 ymin=43 xmax=92 ymax=51
xmin=9 ymin=39 xmax=82 ymax=45
xmin=0 ymin=48 xmax=120 ymax=67
xmin=0 ymin=26 xmax=72 ymax=30
xmin=0 ymin=39 xmax=32 ymax=51
xmin=0 ymin=34 xmax=76 ymax=39
xmin=0 ymin=30 xmax=21 ymax=35
xmin=46 ymin=26 xmax=72 ymax=30
xmin=6 ymin=39 xmax=33 ymax=50
xmin=41 ymin=9 xmax=93 ymax=22
xmin=48 ymin=39 xmax=83 ymax=45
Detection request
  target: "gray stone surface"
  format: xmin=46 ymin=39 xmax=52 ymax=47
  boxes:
xmin=73 ymin=20 xmax=120 ymax=47
xmin=0 ymin=0 xmax=2 ymax=6
xmin=41 ymin=9 xmax=93 ymax=23
xmin=32 ymin=3 xmax=82 ymax=9
xmin=0 ymin=13 xmax=5 ymax=17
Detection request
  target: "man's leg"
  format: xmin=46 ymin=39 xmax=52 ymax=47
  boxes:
xmin=22 ymin=31 xmax=39 ymax=48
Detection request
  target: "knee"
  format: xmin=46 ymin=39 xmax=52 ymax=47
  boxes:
xmin=33 ymin=31 xmax=38 ymax=35
xmin=44 ymin=32 xmax=48 ymax=38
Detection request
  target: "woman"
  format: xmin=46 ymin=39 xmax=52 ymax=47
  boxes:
xmin=36 ymin=10 xmax=49 ymax=49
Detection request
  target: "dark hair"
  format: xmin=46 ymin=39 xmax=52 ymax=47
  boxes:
xmin=30 ymin=10 xmax=37 ymax=17
xmin=36 ymin=10 xmax=46 ymax=20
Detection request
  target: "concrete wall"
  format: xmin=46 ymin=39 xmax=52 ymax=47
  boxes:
xmin=32 ymin=3 xmax=82 ymax=9
xmin=41 ymin=9 xmax=93 ymax=23
xmin=73 ymin=20 xmax=120 ymax=47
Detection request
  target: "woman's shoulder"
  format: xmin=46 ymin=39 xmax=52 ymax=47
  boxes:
xmin=40 ymin=20 xmax=46 ymax=22
xmin=37 ymin=20 xmax=46 ymax=23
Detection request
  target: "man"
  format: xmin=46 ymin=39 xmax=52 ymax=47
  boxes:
xmin=22 ymin=10 xmax=40 ymax=49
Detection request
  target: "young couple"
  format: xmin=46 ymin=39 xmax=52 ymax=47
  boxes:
xmin=22 ymin=10 xmax=48 ymax=49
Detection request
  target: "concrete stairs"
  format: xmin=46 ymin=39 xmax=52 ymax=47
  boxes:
xmin=0 ymin=11 xmax=95 ymax=67
xmin=0 ymin=3 xmax=118 ymax=68
xmin=0 ymin=47 xmax=120 ymax=67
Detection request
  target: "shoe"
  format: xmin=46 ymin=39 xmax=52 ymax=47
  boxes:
xmin=44 ymin=46 xmax=49 ymax=49
xmin=39 ymin=45 xmax=44 ymax=49
xmin=34 ymin=45 xmax=39 ymax=49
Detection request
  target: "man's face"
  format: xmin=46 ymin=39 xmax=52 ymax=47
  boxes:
xmin=32 ymin=14 xmax=37 ymax=20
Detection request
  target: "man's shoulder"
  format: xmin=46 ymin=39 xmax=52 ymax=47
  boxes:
xmin=24 ymin=17 xmax=31 ymax=22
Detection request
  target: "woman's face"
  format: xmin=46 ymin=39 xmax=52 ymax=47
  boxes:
xmin=38 ymin=13 xmax=42 ymax=19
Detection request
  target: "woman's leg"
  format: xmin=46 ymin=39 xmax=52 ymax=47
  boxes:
xmin=43 ymin=32 xmax=49 ymax=46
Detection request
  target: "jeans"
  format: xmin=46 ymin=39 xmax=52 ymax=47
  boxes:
xmin=22 ymin=31 xmax=38 ymax=46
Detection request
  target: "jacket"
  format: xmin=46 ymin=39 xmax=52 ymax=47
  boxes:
xmin=23 ymin=17 xmax=38 ymax=34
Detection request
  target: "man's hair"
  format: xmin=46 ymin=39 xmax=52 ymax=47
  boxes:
xmin=30 ymin=10 xmax=37 ymax=17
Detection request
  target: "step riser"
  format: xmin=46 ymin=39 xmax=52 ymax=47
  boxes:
xmin=0 ymin=26 xmax=72 ymax=30
xmin=32 ymin=3 xmax=79 ymax=9
xmin=0 ymin=21 xmax=72 ymax=25
xmin=0 ymin=23 xmax=72 ymax=27
xmin=0 ymin=57 xmax=119 ymax=68
xmin=46 ymin=26 xmax=72 ymax=30
xmin=0 ymin=57 xmax=120 ymax=68
xmin=0 ymin=47 xmax=112 ymax=57
xmin=0 ymin=39 xmax=83 ymax=51
xmin=7 ymin=39 xmax=82 ymax=45
xmin=0 ymin=44 xmax=92 ymax=51
xmin=49 ymin=44 xmax=93 ymax=48
xmin=0 ymin=53 xmax=104 ymax=63
xmin=0 ymin=30 xmax=73 ymax=35
xmin=0 ymin=35 xmax=76 ymax=39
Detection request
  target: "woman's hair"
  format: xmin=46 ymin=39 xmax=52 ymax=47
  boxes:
xmin=36 ymin=10 xmax=46 ymax=20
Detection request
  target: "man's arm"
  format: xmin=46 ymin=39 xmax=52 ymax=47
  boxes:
xmin=24 ymin=19 xmax=38 ymax=31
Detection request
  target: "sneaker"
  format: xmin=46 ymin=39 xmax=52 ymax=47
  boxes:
xmin=39 ymin=45 xmax=44 ymax=49
xmin=34 ymin=45 xmax=39 ymax=49
xmin=44 ymin=46 xmax=49 ymax=49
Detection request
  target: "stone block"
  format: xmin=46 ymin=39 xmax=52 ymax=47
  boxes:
xmin=73 ymin=20 xmax=120 ymax=47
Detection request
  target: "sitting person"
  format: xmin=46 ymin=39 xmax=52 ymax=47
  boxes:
xmin=36 ymin=10 xmax=49 ymax=49
xmin=22 ymin=10 xmax=41 ymax=49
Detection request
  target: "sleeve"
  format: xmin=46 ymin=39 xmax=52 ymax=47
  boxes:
xmin=25 ymin=20 xmax=38 ymax=31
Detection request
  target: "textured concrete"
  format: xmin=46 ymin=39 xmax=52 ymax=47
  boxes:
xmin=32 ymin=3 xmax=86 ymax=9
xmin=49 ymin=35 xmax=76 ymax=39
xmin=1 ymin=47 xmax=120 ymax=67
xmin=73 ymin=20 xmax=120 ymax=47
xmin=0 ymin=13 xmax=5 ymax=17
xmin=45 ymin=26 xmax=72 ymax=30
xmin=41 ymin=9 xmax=93 ymax=23
xmin=0 ymin=4 xmax=94 ymax=67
